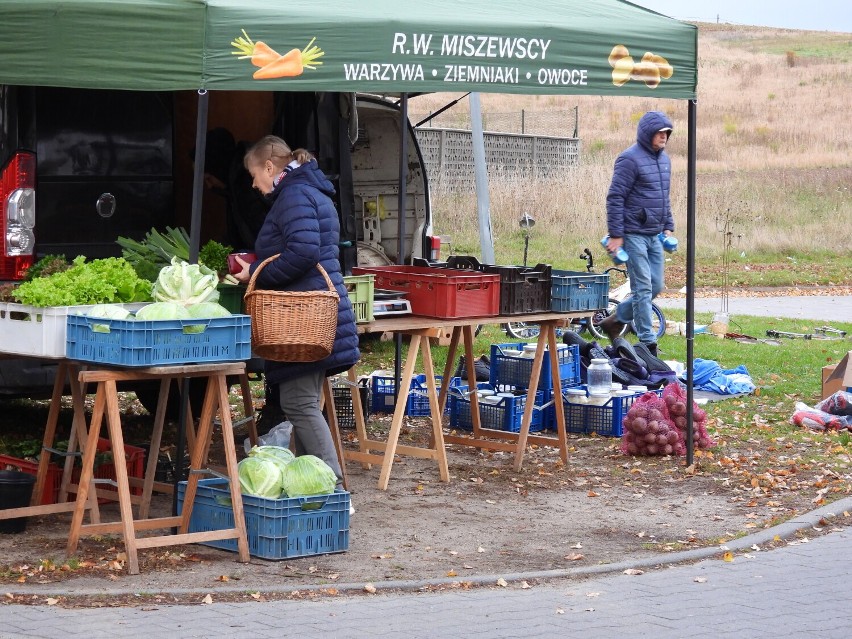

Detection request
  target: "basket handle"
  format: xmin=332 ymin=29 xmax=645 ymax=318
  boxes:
xmin=245 ymin=253 xmax=337 ymax=296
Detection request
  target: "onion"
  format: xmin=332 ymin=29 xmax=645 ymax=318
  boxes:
xmin=644 ymin=432 xmax=657 ymax=444
xmin=663 ymin=444 xmax=673 ymax=455
xmin=674 ymin=416 xmax=687 ymax=429
xmin=656 ymin=433 xmax=668 ymax=445
xmin=647 ymin=420 xmax=659 ymax=434
xmin=649 ymin=408 xmax=665 ymax=422
xmin=630 ymin=417 xmax=648 ymax=434
xmin=647 ymin=444 xmax=659 ymax=455
xmin=664 ymin=394 xmax=677 ymax=407
xmin=627 ymin=442 xmax=638 ymax=455
xmin=666 ymin=430 xmax=679 ymax=445
xmin=630 ymin=405 xmax=650 ymax=419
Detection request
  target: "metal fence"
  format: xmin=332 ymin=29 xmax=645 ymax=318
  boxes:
xmin=411 ymin=108 xmax=579 ymax=137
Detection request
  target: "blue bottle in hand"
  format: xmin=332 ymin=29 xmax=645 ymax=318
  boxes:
xmin=601 ymin=235 xmax=629 ymax=265
xmin=658 ymin=233 xmax=678 ymax=253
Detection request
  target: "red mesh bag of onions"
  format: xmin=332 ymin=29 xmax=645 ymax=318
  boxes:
xmin=661 ymin=383 xmax=715 ymax=450
xmin=620 ymin=391 xmax=684 ymax=456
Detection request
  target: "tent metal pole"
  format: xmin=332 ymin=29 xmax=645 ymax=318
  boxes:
xmin=173 ymin=88 xmax=208 ymax=519
xmin=394 ymin=93 xmax=410 ymax=405
xmin=685 ymin=99 xmax=697 ymax=466
xmin=188 ymin=89 xmax=209 ymax=264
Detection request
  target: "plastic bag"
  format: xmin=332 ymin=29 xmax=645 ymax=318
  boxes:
xmin=815 ymin=391 xmax=852 ymax=416
xmin=791 ymin=401 xmax=850 ymax=432
xmin=244 ymin=420 xmax=293 ymax=455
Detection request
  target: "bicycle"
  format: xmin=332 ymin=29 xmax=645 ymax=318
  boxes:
xmin=504 ymin=248 xmax=666 ymax=341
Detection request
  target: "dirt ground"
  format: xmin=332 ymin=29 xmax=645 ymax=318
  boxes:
xmin=0 ymin=405 xmax=826 ymax=605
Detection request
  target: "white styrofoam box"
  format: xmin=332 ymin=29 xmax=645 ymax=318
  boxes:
xmin=0 ymin=303 xmax=146 ymax=359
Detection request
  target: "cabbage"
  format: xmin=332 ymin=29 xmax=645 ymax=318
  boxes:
xmin=186 ymin=302 xmax=232 ymax=318
xmin=280 ymin=455 xmax=337 ymax=498
xmin=87 ymin=304 xmax=132 ymax=320
xmin=152 ymin=257 xmax=219 ymax=305
xmin=86 ymin=303 xmax=133 ymax=332
xmin=248 ymin=445 xmax=295 ymax=472
xmin=237 ymin=456 xmax=284 ymax=499
xmin=135 ymin=301 xmax=192 ymax=321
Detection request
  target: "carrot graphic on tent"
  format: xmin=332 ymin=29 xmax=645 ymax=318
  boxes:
xmin=231 ymin=30 xmax=324 ymax=79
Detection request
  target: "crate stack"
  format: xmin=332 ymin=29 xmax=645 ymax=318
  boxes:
xmin=562 ymin=386 xmax=664 ymax=437
xmin=448 ymin=342 xmax=580 ymax=433
xmin=370 ymin=373 xmax=462 ymax=417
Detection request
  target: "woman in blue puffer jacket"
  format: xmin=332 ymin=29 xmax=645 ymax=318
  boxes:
xmin=598 ymin=111 xmax=675 ymax=354
xmin=234 ymin=135 xmax=359 ymax=489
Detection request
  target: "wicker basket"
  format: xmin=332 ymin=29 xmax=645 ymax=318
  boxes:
xmin=244 ymin=255 xmax=339 ymax=362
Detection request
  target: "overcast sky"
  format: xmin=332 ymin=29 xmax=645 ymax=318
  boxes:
xmin=631 ymin=0 xmax=852 ymax=33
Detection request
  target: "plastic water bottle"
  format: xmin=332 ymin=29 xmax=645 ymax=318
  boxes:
xmin=587 ymin=358 xmax=613 ymax=399
xmin=601 ymin=235 xmax=629 ymax=265
xmin=658 ymin=232 xmax=679 ymax=253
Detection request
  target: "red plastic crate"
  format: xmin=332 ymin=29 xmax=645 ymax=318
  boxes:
xmin=352 ymin=265 xmax=500 ymax=318
xmin=0 ymin=454 xmax=61 ymax=505
xmin=70 ymin=438 xmax=146 ymax=502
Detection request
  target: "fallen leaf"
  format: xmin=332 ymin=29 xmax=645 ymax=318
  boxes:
xmin=477 ymin=546 xmax=486 ymax=553
xmin=564 ymin=553 xmax=584 ymax=561
xmin=496 ymin=578 xmax=508 ymax=587
xmin=201 ymin=594 xmax=213 ymax=605
xmin=485 ymin=499 xmax=496 ymax=504
xmin=45 ymin=598 xmax=59 ymax=606
xmin=4 ymin=593 xmax=14 ymax=600
xmin=587 ymin=490 xmax=600 ymax=497
xmin=723 ymin=552 xmax=734 ymax=562
xmin=623 ymin=569 xmax=644 ymax=575
xmin=250 ymin=592 xmax=261 ymax=600
xmin=694 ymin=577 xmax=707 ymax=583
xmin=586 ymin=592 xmax=600 ymax=598
xmin=520 ymin=581 xmax=532 ymax=589
xmin=364 ymin=583 xmax=377 ymax=594
xmin=570 ymin=542 xmax=583 ymax=549
xmin=216 ymin=575 xmax=230 ymax=582
xmin=556 ymin=608 xmax=565 ymax=614
xmin=447 ymin=570 xmax=457 ymax=577
xmin=16 ymin=576 xmax=25 ymax=583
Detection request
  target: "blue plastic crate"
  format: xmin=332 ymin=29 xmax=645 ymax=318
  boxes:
xmin=177 ymin=479 xmax=349 ymax=561
xmin=449 ymin=384 xmax=545 ymax=433
xmin=489 ymin=343 xmax=580 ymax=393
xmin=550 ymin=270 xmax=609 ymax=313
xmin=558 ymin=386 xmax=663 ymax=437
xmin=66 ymin=314 xmax=252 ymax=366
xmin=370 ymin=374 xmax=461 ymax=416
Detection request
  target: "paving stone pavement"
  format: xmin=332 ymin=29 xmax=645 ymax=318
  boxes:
xmin=2 ymin=523 xmax=850 ymax=639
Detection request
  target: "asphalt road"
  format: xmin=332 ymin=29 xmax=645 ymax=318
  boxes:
xmin=656 ymin=293 xmax=852 ymax=324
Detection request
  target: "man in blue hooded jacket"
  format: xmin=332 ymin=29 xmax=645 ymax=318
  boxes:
xmin=597 ymin=111 xmax=675 ymax=356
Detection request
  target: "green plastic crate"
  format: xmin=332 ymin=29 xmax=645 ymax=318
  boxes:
xmin=343 ymin=274 xmax=374 ymax=323
xmin=216 ymin=283 xmax=246 ymax=314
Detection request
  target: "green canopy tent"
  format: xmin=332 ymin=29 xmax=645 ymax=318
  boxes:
xmin=0 ymin=0 xmax=700 ymax=459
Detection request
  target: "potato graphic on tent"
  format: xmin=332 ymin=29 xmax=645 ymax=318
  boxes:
xmin=608 ymin=44 xmax=672 ymax=88
xmin=232 ymin=30 xmax=324 ymax=79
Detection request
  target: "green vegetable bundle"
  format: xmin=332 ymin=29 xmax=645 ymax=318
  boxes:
xmin=13 ymin=256 xmax=152 ymax=307
xmin=117 ymin=226 xmax=191 ymax=282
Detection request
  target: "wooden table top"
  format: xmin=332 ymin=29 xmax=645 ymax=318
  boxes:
xmin=356 ymin=310 xmax=590 ymax=334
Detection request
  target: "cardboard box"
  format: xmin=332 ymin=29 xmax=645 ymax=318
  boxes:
xmin=822 ymin=351 xmax=852 ymax=399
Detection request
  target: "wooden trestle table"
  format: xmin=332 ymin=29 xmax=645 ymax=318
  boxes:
xmin=345 ymin=311 xmax=587 ymax=490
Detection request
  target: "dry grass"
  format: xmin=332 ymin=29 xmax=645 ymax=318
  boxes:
xmin=410 ymin=24 xmax=852 ymax=266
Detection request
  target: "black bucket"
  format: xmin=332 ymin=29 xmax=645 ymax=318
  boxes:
xmin=0 ymin=470 xmax=36 ymax=534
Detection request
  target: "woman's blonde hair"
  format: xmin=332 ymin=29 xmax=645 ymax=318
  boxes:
xmin=243 ymin=134 xmax=314 ymax=171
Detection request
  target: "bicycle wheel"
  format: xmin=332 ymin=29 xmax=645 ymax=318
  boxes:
xmin=585 ymin=299 xmax=628 ymax=340
xmin=629 ymin=303 xmax=667 ymax=340
xmin=504 ymin=322 xmax=540 ymax=340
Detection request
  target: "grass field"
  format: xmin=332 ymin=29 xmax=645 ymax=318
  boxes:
xmin=408 ymin=23 xmax=852 ymax=286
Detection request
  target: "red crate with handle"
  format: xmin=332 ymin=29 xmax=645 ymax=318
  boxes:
xmin=352 ymin=265 xmax=500 ymax=319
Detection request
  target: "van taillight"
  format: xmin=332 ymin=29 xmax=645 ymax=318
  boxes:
xmin=1 ymin=152 xmax=36 ymax=280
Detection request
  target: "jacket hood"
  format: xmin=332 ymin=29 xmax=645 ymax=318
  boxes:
xmin=272 ymin=159 xmax=336 ymax=198
xmin=636 ymin=111 xmax=674 ymax=153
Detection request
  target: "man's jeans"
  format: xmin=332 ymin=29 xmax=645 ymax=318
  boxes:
xmin=614 ymin=233 xmax=665 ymax=344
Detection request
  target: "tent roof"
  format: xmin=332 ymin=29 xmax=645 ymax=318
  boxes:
xmin=0 ymin=0 xmax=696 ymax=98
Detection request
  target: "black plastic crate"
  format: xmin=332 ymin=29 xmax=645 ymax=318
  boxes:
xmin=328 ymin=382 xmax=369 ymax=430
xmin=484 ymin=264 xmax=552 ymax=315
